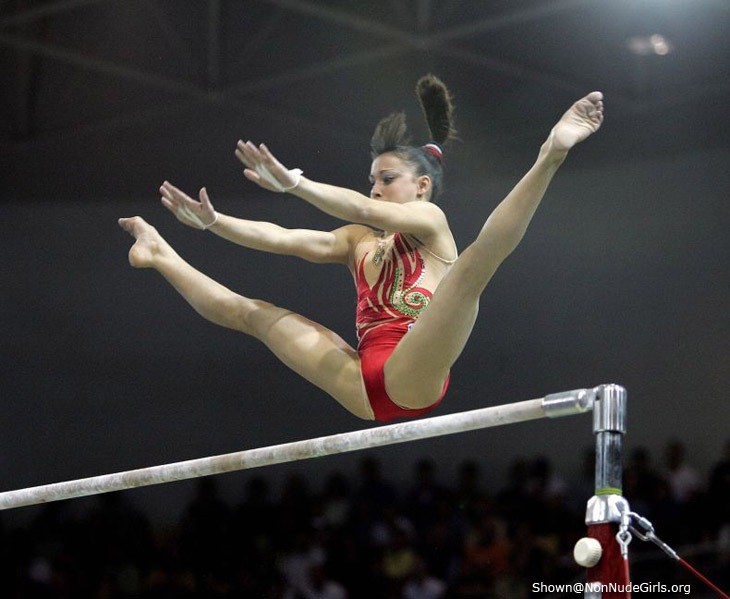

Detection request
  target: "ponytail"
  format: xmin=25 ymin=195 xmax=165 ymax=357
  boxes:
xmin=370 ymin=74 xmax=456 ymax=201
xmin=416 ymin=74 xmax=457 ymax=146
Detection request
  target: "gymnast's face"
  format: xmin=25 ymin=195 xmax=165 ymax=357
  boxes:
xmin=369 ymin=152 xmax=431 ymax=203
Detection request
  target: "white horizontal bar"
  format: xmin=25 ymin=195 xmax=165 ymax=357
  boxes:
xmin=0 ymin=389 xmax=595 ymax=510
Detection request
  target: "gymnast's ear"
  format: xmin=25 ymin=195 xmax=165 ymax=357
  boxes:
xmin=416 ymin=174 xmax=433 ymax=200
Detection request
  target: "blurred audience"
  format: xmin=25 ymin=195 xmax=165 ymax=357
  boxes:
xmin=2 ymin=438 xmax=727 ymax=598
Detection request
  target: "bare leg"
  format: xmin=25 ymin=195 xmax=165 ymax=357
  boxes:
xmin=385 ymin=92 xmax=604 ymax=408
xmin=118 ymin=217 xmax=373 ymax=420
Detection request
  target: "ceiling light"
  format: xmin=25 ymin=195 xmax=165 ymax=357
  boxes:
xmin=626 ymin=34 xmax=673 ymax=56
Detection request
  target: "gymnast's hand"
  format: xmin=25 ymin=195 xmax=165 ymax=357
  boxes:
xmin=159 ymin=181 xmax=218 ymax=230
xmin=235 ymin=140 xmax=302 ymax=193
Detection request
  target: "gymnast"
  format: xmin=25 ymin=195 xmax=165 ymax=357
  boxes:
xmin=119 ymin=75 xmax=603 ymax=422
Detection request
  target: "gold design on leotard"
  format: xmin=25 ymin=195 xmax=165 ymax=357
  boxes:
xmin=389 ymin=265 xmax=430 ymax=318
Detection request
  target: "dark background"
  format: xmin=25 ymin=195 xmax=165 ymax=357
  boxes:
xmin=1 ymin=0 xmax=729 ymax=523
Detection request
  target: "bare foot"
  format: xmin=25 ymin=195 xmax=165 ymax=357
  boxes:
xmin=549 ymin=91 xmax=604 ymax=152
xmin=118 ymin=216 xmax=170 ymax=268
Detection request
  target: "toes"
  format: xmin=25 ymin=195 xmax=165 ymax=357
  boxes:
xmin=587 ymin=91 xmax=603 ymax=102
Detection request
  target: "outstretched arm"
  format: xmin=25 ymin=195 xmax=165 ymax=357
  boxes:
xmin=159 ymin=181 xmax=367 ymax=264
xmin=235 ymin=141 xmax=447 ymax=242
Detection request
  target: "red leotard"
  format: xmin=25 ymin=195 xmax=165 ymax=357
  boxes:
xmin=355 ymin=233 xmax=450 ymax=422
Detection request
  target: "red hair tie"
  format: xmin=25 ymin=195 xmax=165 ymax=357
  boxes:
xmin=422 ymin=143 xmax=443 ymax=164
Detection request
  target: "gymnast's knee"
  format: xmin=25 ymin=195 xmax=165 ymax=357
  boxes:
xmin=237 ymin=298 xmax=296 ymax=338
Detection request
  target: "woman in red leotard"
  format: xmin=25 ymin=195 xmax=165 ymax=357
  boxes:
xmin=119 ymin=75 xmax=604 ymax=422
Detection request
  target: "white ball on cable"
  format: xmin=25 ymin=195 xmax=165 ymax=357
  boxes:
xmin=574 ymin=537 xmax=602 ymax=567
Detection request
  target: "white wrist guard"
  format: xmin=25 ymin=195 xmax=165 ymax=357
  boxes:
xmin=177 ymin=204 xmax=218 ymax=230
xmin=254 ymin=164 xmax=303 ymax=192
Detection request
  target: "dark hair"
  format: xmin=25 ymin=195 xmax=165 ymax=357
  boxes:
xmin=370 ymin=74 xmax=457 ymax=201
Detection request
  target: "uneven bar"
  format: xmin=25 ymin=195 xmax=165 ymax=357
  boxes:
xmin=0 ymin=387 xmax=596 ymax=511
